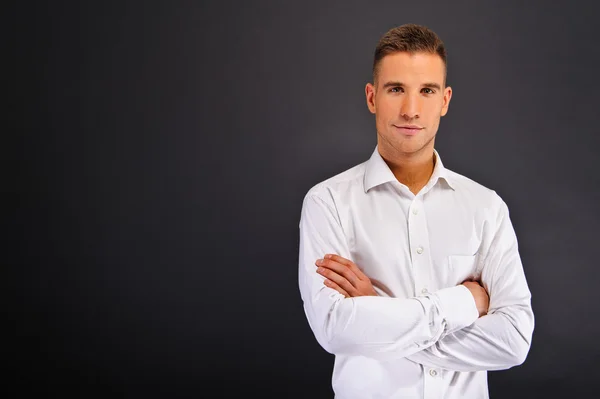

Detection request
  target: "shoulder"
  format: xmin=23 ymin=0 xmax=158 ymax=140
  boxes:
xmin=445 ymin=168 xmax=507 ymax=211
xmin=302 ymin=161 xmax=367 ymax=208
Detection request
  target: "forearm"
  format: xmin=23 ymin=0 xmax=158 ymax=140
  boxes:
xmin=406 ymin=303 xmax=534 ymax=371
xmin=301 ymin=277 xmax=479 ymax=360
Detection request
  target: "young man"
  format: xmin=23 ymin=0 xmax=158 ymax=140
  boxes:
xmin=297 ymin=24 xmax=534 ymax=398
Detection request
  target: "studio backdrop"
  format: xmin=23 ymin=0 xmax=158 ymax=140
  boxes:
xmin=9 ymin=1 xmax=600 ymax=398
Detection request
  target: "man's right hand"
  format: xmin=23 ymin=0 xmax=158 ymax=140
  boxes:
xmin=462 ymin=280 xmax=489 ymax=317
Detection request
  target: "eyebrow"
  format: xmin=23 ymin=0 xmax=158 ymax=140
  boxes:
xmin=382 ymin=81 xmax=442 ymax=90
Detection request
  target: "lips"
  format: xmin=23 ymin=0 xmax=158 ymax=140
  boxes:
xmin=393 ymin=124 xmax=423 ymax=136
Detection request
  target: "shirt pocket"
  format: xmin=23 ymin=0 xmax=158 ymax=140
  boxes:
xmin=448 ymin=254 xmax=479 ymax=285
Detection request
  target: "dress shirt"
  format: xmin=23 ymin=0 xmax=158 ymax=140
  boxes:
xmin=298 ymin=147 xmax=534 ymax=399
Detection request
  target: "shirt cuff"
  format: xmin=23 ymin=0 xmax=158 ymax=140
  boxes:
xmin=432 ymin=285 xmax=479 ymax=334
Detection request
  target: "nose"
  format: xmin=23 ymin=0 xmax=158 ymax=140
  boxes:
xmin=400 ymin=93 xmax=420 ymax=120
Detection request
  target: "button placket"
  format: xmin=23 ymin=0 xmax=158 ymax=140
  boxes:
xmin=408 ymin=198 xmax=432 ymax=297
xmin=424 ymin=367 xmax=442 ymax=399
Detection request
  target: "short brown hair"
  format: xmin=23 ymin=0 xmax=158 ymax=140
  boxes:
xmin=373 ymin=24 xmax=447 ymax=84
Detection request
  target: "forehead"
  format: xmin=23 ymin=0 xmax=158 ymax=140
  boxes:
xmin=377 ymin=52 xmax=445 ymax=84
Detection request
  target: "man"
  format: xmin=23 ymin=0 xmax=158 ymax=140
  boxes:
xmin=297 ymin=24 xmax=534 ymax=399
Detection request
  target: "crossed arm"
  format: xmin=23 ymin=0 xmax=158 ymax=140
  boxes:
xmin=298 ymin=194 xmax=534 ymax=371
xmin=316 ymin=254 xmax=489 ymax=318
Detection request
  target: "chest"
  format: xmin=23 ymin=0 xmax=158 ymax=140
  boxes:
xmin=341 ymin=189 xmax=487 ymax=297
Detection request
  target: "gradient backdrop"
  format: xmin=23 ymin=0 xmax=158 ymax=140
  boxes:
xmin=9 ymin=1 xmax=600 ymax=398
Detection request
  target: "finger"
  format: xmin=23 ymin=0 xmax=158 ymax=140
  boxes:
xmin=317 ymin=258 xmax=359 ymax=288
xmin=316 ymin=266 xmax=356 ymax=295
xmin=324 ymin=254 xmax=368 ymax=281
xmin=324 ymin=279 xmax=349 ymax=298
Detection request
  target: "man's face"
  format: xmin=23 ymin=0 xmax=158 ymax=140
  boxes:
xmin=365 ymin=52 xmax=452 ymax=159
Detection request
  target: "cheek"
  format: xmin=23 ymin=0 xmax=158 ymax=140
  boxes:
xmin=427 ymin=101 xmax=445 ymax=118
xmin=375 ymin=110 xmax=393 ymax=128
xmin=439 ymin=98 xmax=448 ymax=112
xmin=375 ymin=101 xmax=395 ymax=119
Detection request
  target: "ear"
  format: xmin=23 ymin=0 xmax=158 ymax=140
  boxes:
xmin=365 ymin=83 xmax=376 ymax=114
xmin=440 ymin=86 xmax=452 ymax=117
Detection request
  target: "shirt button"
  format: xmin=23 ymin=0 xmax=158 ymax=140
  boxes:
xmin=429 ymin=369 xmax=437 ymax=377
xmin=412 ymin=208 xmax=418 ymax=215
xmin=416 ymin=247 xmax=424 ymax=254
xmin=421 ymin=288 xmax=429 ymax=294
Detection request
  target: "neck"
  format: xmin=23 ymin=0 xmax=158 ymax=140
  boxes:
xmin=379 ymin=148 xmax=436 ymax=194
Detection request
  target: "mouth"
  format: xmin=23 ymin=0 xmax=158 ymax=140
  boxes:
xmin=392 ymin=124 xmax=423 ymax=136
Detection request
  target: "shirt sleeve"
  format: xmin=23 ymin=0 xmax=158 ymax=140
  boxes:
xmin=407 ymin=199 xmax=535 ymax=371
xmin=298 ymin=193 xmax=479 ymax=360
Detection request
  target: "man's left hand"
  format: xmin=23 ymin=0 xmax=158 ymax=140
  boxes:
xmin=315 ymin=254 xmax=377 ymax=297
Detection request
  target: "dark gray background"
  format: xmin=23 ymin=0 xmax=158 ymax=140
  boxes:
xmin=8 ymin=1 xmax=600 ymax=398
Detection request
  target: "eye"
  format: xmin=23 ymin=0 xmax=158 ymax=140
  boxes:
xmin=421 ymin=88 xmax=435 ymax=94
xmin=389 ymin=87 xmax=403 ymax=93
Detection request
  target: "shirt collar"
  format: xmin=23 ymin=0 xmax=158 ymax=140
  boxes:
xmin=363 ymin=147 xmax=455 ymax=193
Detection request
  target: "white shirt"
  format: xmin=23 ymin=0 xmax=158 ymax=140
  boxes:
xmin=298 ymin=147 xmax=534 ymax=399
